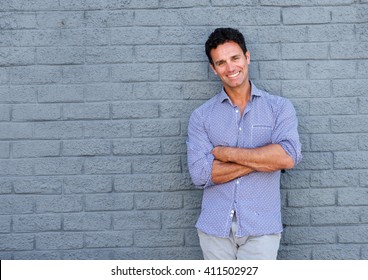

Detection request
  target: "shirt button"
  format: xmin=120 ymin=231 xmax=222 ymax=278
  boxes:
xmin=239 ymin=127 xmax=242 ymax=131
xmin=235 ymin=110 xmax=239 ymax=113
xmin=236 ymin=180 xmax=239 ymax=184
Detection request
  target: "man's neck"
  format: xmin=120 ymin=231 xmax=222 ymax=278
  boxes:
xmin=224 ymin=82 xmax=251 ymax=114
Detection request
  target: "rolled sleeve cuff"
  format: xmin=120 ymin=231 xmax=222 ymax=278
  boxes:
xmin=279 ymin=140 xmax=302 ymax=166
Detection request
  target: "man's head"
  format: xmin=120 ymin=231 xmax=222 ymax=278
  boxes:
xmin=205 ymin=28 xmax=248 ymax=66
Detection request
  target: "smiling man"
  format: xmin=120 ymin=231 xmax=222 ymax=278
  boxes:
xmin=186 ymin=28 xmax=302 ymax=260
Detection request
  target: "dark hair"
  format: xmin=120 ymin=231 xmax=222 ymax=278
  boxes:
xmin=205 ymin=28 xmax=247 ymax=65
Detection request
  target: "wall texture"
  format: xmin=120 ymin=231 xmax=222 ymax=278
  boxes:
xmin=0 ymin=0 xmax=367 ymax=260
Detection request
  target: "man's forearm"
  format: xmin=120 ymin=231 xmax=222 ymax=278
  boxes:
xmin=212 ymin=144 xmax=294 ymax=172
xmin=211 ymin=159 xmax=254 ymax=184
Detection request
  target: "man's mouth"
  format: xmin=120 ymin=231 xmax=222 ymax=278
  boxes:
xmin=228 ymin=72 xmax=240 ymax=78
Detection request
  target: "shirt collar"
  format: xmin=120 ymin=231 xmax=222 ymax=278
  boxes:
xmin=218 ymin=81 xmax=262 ymax=104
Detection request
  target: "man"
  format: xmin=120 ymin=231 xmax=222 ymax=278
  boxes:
xmin=186 ymin=28 xmax=302 ymax=260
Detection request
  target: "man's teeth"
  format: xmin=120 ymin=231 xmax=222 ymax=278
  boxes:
xmin=228 ymin=72 xmax=240 ymax=78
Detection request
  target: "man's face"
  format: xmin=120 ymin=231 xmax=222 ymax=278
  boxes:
xmin=210 ymin=41 xmax=250 ymax=91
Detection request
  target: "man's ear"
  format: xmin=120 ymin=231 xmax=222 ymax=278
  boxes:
xmin=210 ymin=63 xmax=217 ymax=75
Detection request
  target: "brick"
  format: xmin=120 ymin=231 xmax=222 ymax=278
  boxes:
xmin=310 ymin=98 xmax=357 ymax=116
xmin=12 ymin=104 xmax=61 ymax=121
xmin=0 ymin=0 xmax=59 ymax=11
xmin=132 ymin=120 xmax=180 ymax=137
xmin=288 ymin=189 xmax=336 ymax=207
xmin=13 ymin=141 xmax=60 ymax=158
xmin=159 ymin=27 xmax=208 ymax=45
xmin=214 ymin=0 xmax=264 ymax=4
xmin=160 ymin=101 xmax=203 ymax=119
xmin=0 ymin=159 xmax=33 ymax=176
xmin=278 ymin=245 xmax=312 ymax=260
xmin=133 ymin=156 xmax=182 ymax=174
xmin=331 ymin=42 xmax=368 ymax=59
xmin=338 ymin=188 xmax=368 ymax=206
xmin=34 ymin=158 xmax=83 ymax=175
xmin=60 ymin=28 xmax=110 ymax=46
xmin=85 ymin=193 xmax=133 ymax=211
xmin=282 ymin=207 xmax=310 ymax=226
xmin=63 ymin=103 xmax=110 ymax=120
xmin=0 ymin=234 xmax=34 ymax=251
xmin=0 ymin=47 xmax=35 ymax=66
xmin=135 ymin=45 xmax=181 ymax=63
xmin=13 ymin=177 xmax=62 ymax=194
xmin=113 ymin=211 xmax=161 ymax=230
xmin=9 ymin=66 xmax=61 ymax=85
xmin=281 ymin=170 xmax=310 ymax=189
xmin=85 ymin=46 xmax=134 ymax=64
xmin=111 ymin=27 xmax=160 ymax=45
xmin=112 ymin=102 xmax=159 ymax=119
xmin=85 ymin=10 xmax=134 ymax=27
xmin=259 ymin=61 xmax=308 ymax=80
xmin=161 ymin=137 xmax=186 ymax=155
xmin=313 ymin=245 xmax=361 ymax=260
xmin=135 ymin=193 xmax=183 ymax=210
xmin=359 ymin=98 xmax=368 ymax=114
xmin=135 ymin=230 xmax=184 ymax=247
xmin=38 ymin=84 xmax=84 ymax=103
xmin=281 ymin=43 xmax=329 ymax=60
xmin=308 ymin=24 xmax=355 ymax=42
xmin=360 ymin=172 xmax=368 ymax=187
xmin=134 ymin=82 xmax=183 ymax=100
xmin=112 ymin=139 xmax=161 ymax=156
xmin=162 ymin=210 xmax=199 ymax=228
xmin=311 ymin=134 xmax=357 ymax=151
xmin=331 ymin=116 xmax=368 ymax=133
xmin=37 ymin=47 xmax=84 ymax=65
xmin=14 ymin=251 xmax=61 ymax=260
xmin=64 ymin=213 xmax=111 ymax=231
xmin=36 ymin=232 xmax=83 ymax=250
xmin=84 ymin=157 xmax=131 ymax=175
xmin=334 ymin=152 xmax=368 ymax=169
xmin=283 ymin=227 xmax=336 ymax=244
xmin=64 ymin=176 xmax=112 ymax=194
xmin=160 ymin=63 xmax=208 ymax=81
xmin=339 ymin=226 xmax=368 ymax=243
xmin=0 ymin=85 xmax=37 ymax=103
xmin=35 ymin=195 xmax=83 ymax=213
xmin=84 ymin=121 xmax=131 ymax=139
xmin=36 ymin=11 xmax=84 ymax=29
xmin=13 ymin=214 xmax=61 ymax=232
xmin=281 ymin=80 xmax=331 ymax=98
xmin=311 ymin=170 xmax=359 ymax=188
xmin=161 ymin=0 xmax=210 ymax=7
xmin=114 ymin=174 xmax=162 ymax=192
xmin=0 ymin=142 xmax=10 ymax=158
xmin=0 ymin=178 xmax=12 ymax=194
xmin=357 ymin=60 xmax=368 ymax=78
xmin=85 ymin=83 xmax=133 ymax=101
xmin=183 ymin=191 xmax=203 ymax=209
xmin=62 ymin=65 xmax=110 ymax=83
xmin=111 ymin=64 xmax=159 ymax=82
xmin=0 ymin=216 xmax=11 ymax=233
xmin=0 ymin=196 xmax=34 ymax=214
xmin=63 ymin=139 xmax=110 ymax=156
xmin=311 ymin=207 xmax=360 ymax=225
xmin=0 ymin=12 xmax=37 ymax=30
xmin=0 ymin=123 xmax=32 ymax=140
xmin=310 ymin=61 xmax=356 ymax=79
xmin=34 ymin=121 xmax=84 ymax=139
xmin=283 ymin=7 xmax=331 ymax=25
xmin=295 ymin=152 xmax=332 ymax=170
xmin=61 ymin=249 xmax=111 ymax=260
xmin=85 ymin=231 xmax=133 ymax=248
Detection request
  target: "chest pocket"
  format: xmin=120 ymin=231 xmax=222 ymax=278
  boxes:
xmin=251 ymin=124 xmax=272 ymax=148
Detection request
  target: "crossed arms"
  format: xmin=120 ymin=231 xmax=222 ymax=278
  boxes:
xmin=211 ymin=144 xmax=295 ymax=184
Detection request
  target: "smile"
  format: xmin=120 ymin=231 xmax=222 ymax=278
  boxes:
xmin=228 ymin=72 xmax=240 ymax=78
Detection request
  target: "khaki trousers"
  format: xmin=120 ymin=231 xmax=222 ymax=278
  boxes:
xmin=198 ymin=218 xmax=281 ymax=260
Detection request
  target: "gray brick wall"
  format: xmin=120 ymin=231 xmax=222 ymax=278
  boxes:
xmin=0 ymin=0 xmax=367 ymax=260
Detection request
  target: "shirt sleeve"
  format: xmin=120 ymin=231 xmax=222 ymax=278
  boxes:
xmin=186 ymin=108 xmax=215 ymax=189
xmin=272 ymin=98 xmax=302 ymax=166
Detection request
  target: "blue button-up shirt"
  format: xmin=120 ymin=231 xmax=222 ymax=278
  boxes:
xmin=187 ymin=82 xmax=302 ymax=238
